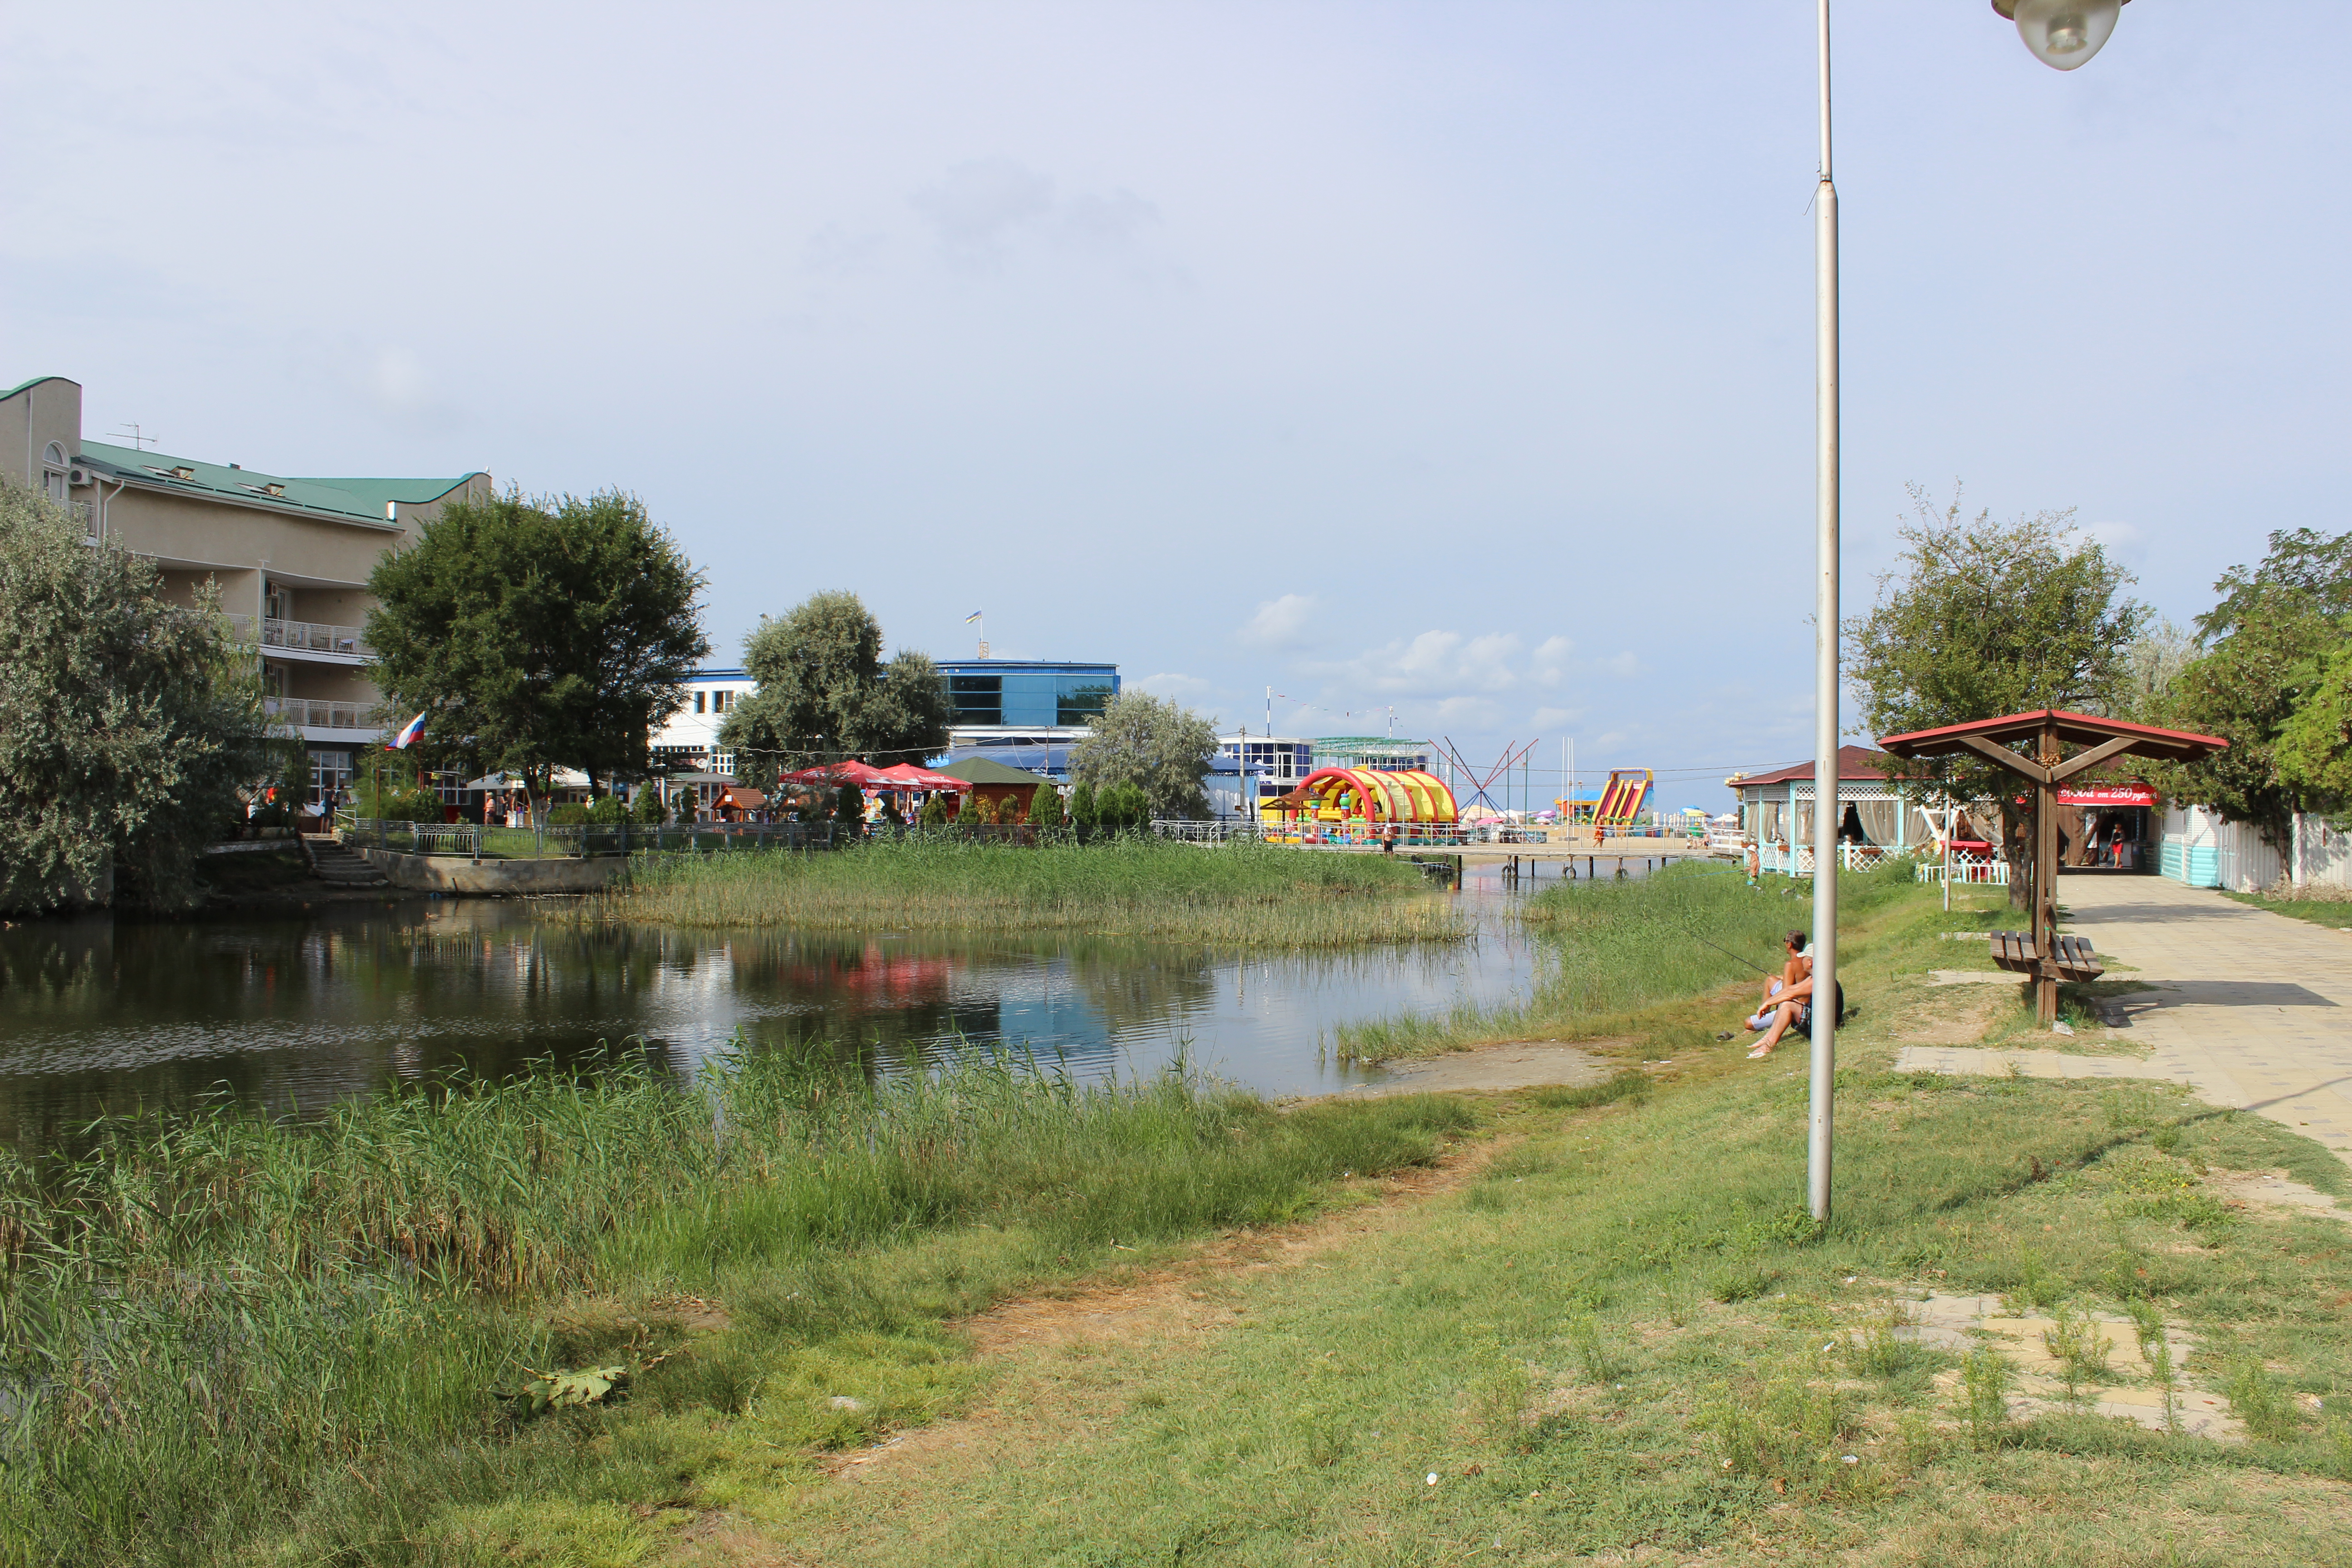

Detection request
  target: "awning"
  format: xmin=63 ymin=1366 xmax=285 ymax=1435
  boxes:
xmin=464 ymin=768 xmax=592 ymax=791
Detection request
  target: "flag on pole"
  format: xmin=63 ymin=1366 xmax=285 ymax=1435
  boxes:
xmin=964 ymin=610 xmax=983 ymax=623
xmin=389 ymin=711 xmax=428 ymax=749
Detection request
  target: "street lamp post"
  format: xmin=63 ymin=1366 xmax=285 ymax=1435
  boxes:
xmin=1805 ymin=0 xmax=2132 ymax=1226
xmin=1808 ymin=0 xmax=1840 ymax=1227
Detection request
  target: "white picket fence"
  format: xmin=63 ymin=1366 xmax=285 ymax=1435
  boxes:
xmin=1914 ymin=850 xmax=2011 ymax=887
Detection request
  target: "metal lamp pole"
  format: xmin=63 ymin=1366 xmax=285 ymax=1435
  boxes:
xmin=1808 ymin=0 xmax=1841 ymax=1226
xmin=1803 ymin=0 xmax=2132 ymax=1224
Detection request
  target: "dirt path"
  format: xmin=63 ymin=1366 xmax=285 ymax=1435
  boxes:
xmin=1332 ymin=1041 xmax=1614 ymax=1098
xmin=671 ymin=1134 xmax=1508 ymax=1566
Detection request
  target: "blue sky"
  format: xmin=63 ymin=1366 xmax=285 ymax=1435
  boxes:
xmin=6 ymin=2 xmax=2346 ymax=807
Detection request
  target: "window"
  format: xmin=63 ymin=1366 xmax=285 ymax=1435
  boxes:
xmin=694 ymin=691 xmax=707 ymax=715
xmin=41 ymin=442 xmax=68 ymax=504
xmin=950 ymin=674 xmax=1003 ymax=726
xmin=309 ymin=750 xmax=353 ymax=806
xmin=1056 ymin=677 xmax=1115 ymax=727
xmin=714 ymin=690 xmax=734 ymax=714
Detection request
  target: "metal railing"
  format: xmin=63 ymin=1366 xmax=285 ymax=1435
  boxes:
xmin=1153 ymin=819 xmax=1570 ymax=847
xmin=265 ymin=696 xmax=382 ymax=731
xmin=1757 ymin=842 xmax=1934 ymax=876
xmin=344 ymin=818 xmax=845 ymax=859
xmin=262 ymin=617 xmax=373 ymax=658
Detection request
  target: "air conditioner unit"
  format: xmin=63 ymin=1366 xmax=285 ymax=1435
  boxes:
xmin=67 ymin=466 xmax=93 ymax=486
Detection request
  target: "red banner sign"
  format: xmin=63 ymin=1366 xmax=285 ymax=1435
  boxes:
xmin=2056 ymin=784 xmax=2158 ymax=807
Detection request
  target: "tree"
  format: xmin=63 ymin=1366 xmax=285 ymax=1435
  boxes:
xmin=365 ymin=489 xmax=708 ymax=795
xmin=834 ymin=782 xmax=865 ymax=826
xmin=1027 ymin=783 xmax=1063 ymax=828
xmin=721 ymin=592 xmax=953 ymax=783
xmin=1068 ymin=779 xmax=1097 ymax=829
xmin=919 ymin=792 xmax=948 ymax=827
xmin=1844 ymin=485 xmax=2145 ymax=902
xmin=0 ymin=484 xmax=270 ymax=911
xmin=2164 ymin=527 xmax=2352 ymax=848
xmin=1068 ymin=691 xmax=1217 ymax=821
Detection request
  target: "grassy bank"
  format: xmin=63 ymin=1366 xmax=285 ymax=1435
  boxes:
xmin=1339 ymin=858 xmax=1923 ymax=1060
xmin=2223 ymin=886 xmax=2352 ymax=930
xmin=603 ymin=835 xmax=1463 ymax=946
xmin=0 ymin=1051 xmax=1474 ymax=1567
xmin=740 ymin=879 xmax=2352 ymax=1567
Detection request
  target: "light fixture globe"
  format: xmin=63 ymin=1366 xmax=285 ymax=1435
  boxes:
xmin=1992 ymin=0 xmax=2127 ymax=70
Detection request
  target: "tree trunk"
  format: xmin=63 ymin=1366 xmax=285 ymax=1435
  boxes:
xmin=2002 ymin=801 xmax=2032 ymax=910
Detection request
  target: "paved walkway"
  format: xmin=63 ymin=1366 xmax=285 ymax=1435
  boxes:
xmin=1895 ymin=873 xmax=2352 ymax=1168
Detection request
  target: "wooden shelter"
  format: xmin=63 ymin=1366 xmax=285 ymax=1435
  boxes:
xmin=937 ymin=756 xmax=1054 ymax=821
xmin=1878 ymin=709 xmax=2226 ymax=1022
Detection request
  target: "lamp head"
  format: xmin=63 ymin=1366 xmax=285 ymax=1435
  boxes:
xmin=1991 ymin=0 xmax=2128 ymax=70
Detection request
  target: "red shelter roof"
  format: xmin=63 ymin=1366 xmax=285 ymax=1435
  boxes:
xmin=780 ymin=761 xmax=899 ymax=787
xmin=1878 ymin=708 xmax=2226 ymax=764
xmin=1732 ymin=746 xmax=1910 ymax=789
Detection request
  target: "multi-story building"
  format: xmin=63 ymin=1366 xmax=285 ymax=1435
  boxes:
xmin=647 ymin=667 xmax=754 ymax=777
xmin=934 ymin=658 xmax=1118 ymax=777
xmin=2 ymin=375 xmax=494 ymax=803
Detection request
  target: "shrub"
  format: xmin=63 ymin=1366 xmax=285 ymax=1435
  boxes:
xmin=1069 ymin=780 xmax=1097 ymax=828
xmin=586 ymin=794 xmax=627 ymax=825
xmin=634 ymin=785 xmax=670 ymax=825
xmin=546 ymin=803 xmax=589 ymax=825
xmin=919 ymin=794 xmax=947 ymax=828
xmin=1028 ymin=784 xmax=1063 ymax=827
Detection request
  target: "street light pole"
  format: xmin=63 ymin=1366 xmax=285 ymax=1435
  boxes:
xmin=1808 ymin=0 xmax=1842 ymax=1226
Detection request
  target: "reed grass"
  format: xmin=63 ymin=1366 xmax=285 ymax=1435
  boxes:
xmin=1338 ymin=858 xmax=1922 ymax=1058
xmin=0 ymin=1049 xmax=1474 ymax=1567
xmin=603 ymin=834 xmax=1462 ymax=946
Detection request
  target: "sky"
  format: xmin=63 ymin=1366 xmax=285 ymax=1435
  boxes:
xmin=6 ymin=2 xmax=2348 ymax=809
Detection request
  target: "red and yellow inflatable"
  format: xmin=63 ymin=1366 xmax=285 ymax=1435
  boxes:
xmin=1259 ymin=767 xmax=1458 ymax=838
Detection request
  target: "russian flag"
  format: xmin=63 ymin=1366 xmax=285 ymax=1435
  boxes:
xmin=389 ymin=711 xmax=428 ymax=750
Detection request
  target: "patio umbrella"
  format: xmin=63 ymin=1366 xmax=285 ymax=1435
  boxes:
xmin=876 ymin=763 xmax=972 ymax=791
xmin=779 ymin=761 xmax=898 ymax=787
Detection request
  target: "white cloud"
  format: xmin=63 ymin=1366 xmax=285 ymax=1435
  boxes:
xmin=1308 ymin=626 xmax=1574 ymax=701
xmin=1241 ymin=593 xmax=1316 ymax=648
xmin=1603 ymin=651 xmax=1642 ymax=678
xmin=911 ymin=158 xmax=1055 ymax=250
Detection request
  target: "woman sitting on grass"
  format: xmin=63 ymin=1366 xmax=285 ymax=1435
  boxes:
xmin=1743 ymin=931 xmax=1811 ymax=1032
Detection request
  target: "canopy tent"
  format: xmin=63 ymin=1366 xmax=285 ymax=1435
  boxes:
xmin=463 ymin=768 xmax=591 ymax=792
xmin=779 ymin=761 xmax=898 ymax=788
xmin=876 ymin=763 xmax=971 ymax=791
xmin=1880 ymin=708 xmax=2227 ymax=1022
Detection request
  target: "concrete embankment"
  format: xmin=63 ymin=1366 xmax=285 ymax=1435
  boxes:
xmin=355 ymin=848 xmax=627 ymax=895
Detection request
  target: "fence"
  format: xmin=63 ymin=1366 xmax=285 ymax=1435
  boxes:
xmin=1758 ymin=842 xmax=1928 ymax=877
xmin=1153 ymin=820 xmax=1582 ymax=848
xmin=345 ymin=818 xmax=844 ymax=859
xmin=1913 ymin=850 xmax=2010 ymax=887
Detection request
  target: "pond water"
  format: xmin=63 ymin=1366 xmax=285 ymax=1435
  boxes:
xmin=0 ymin=862 xmax=1596 ymax=1147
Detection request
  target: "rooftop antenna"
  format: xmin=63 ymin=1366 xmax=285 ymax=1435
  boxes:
xmin=108 ymin=424 xmax=157 ymax=451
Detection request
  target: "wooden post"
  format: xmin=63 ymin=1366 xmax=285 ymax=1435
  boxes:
xmin=2034 ymin=715 xmax=2061 ymax=1024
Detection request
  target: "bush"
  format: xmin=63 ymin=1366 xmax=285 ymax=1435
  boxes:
xmin=359 ymin=782 xmax=444 ymax=822
xmin=919 ymin=794 xmax=948 ymax=828
xmin=546 ymin=803 xmax=589 ymax=825
xmin=634 ymin=786 xmax=670 ymax=825
xmin=1028 ymin=784 xmax=1063 ymax=827
xmin=586 ymin=794 xmax=627 ymax=825
xmin=1069 ymin=780 xmax=1097 ymax=828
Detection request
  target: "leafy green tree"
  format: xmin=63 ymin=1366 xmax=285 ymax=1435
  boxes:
xmin=2277 ymin=645 xmax=2352 ymax=816
xmin=1027 ymin=783 xmax=1064 ymax=828
xmin=919 ymin=793 xmax=948 ymax=827
xmin=2164 ymin=527 xmax=2352 ymax=847
xmin=633 ymin=784 xmax=670 ymax=825
xmin=834 ymin=782 xmax=865 ymax=826
xmin=1068 ymin=779 xmax=1097 ymax=829
xmin=0 ymin=484 xmax=270 ymax=911
xmin=1844 ymin=485 xmax=2144 ymax=902
xmin=1069 ymin=691 xmax=1217 ymax=821
xmin=721 ymin=593 xmax=953 ymax=778
xmin=962 ymin=794 xmax=994 ymax=827
xmin=365 ymin=489 xmax=708 ymax=796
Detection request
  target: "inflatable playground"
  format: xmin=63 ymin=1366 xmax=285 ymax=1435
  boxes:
xmin=1257 ymin=766 xmax=1460 ymax=843
xmin=1555 ymin=768 xmax=1652 ymax=831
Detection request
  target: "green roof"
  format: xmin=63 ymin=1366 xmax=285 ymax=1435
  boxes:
xmin=938 ymin=757 xmax=1055 ymax=786
xmin=76 ymin=439 xmax=483 ymax=528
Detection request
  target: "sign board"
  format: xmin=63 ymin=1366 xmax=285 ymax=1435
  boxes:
xmin=2056 ymin=784 xmax=2159 ymax=807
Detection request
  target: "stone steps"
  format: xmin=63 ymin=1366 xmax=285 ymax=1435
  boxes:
xmin=304 ymin=834 xmax=389 ymax=889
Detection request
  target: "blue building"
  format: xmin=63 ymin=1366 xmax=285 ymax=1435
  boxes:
xmin=933 ymin=659 xmax=1119 ymax=780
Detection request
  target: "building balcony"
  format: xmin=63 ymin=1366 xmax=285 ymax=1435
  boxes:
xmin=264 ymin=696 xmax=386 ymax=743
xmin=260 ymin=616 xmax=373 ymax=663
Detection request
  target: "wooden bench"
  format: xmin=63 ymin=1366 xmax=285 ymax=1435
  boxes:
xmin=1988 ymin=931 xmax=2104 ymax=982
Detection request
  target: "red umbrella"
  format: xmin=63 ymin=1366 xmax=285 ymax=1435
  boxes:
xmin=779 ymin=761 xmax=898 ymax=787
xmin=876 ymin=763 xmax=971 ymax=791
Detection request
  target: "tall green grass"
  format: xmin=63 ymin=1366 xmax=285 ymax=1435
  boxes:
xmin=604 ymin=834 xmax=1462 ymax=946
xmin=1340 ymin=860 xmax=1920 ymax=1058
xmin=0 ymin=1048 xmax=1473 ymax=1567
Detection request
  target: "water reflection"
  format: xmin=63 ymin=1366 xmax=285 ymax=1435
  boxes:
xmin=0 ymin=871 xmax=1540 ymax=1147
